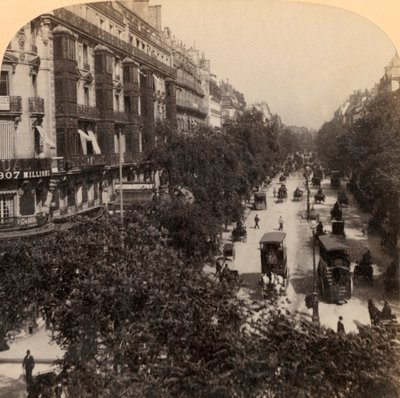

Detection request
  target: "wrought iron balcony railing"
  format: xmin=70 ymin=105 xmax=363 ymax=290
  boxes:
xmin=29 ymin=97 xmax=45 ymax=115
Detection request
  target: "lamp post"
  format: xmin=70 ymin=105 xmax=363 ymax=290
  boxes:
xmin=118 ymin=129 xmax=125 ymax=250
xmin=304 ymin=165 xmax=311 ymax=220
xmin=309 ymin=207 xmax=320 ymax=326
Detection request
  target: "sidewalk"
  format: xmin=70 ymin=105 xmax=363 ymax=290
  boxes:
xmin=0 ymin=321 xmax=63 ymax=369
xmin=0 ymin=322 xmax=63 ymax=396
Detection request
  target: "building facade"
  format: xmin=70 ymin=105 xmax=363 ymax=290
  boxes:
xmin=209 ymin=78 xmax=222 ymax=129
xmin=0 ymin=0 xmax=178 ymax=231
xmin=220 ymin=80 xmax=246 ymax=124
xmin=163 ymin=28 xmax=209 ymax=133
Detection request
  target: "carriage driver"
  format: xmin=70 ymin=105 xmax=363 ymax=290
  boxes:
xmin=360 ymin=248 xmax=372 ymax=268
xmin=316 ymin=221 xmax=324 ymax=236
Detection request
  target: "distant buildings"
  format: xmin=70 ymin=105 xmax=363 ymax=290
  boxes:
xmin=379 ymin=53 xmax=400 ymax=93
xmin=220 ymin=80 xmax=246 ymax=123
xmin=333 ymin=53 xmax=400 ymax=127
xmin=209 ymin=78 xmax=222 ymax=129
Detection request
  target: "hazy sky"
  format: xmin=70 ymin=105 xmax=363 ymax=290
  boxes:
xmin=151 ymin=0 xmax=395 ymax=130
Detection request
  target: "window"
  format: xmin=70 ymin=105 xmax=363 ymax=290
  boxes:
xmin=115 ymin=94 xmax=120 ymax=111
xmin=118 ymin=30 xmax=122 ymax=39
xmin=34 ymin=127 xmax=41 ymax=156
xmin=124 ymin=96 xmax=131 ymax=113
xmin=66 ymin=39 xmax=76 ymax=60
xmin=84 ymin=86 xmax=89 ymax=106
xmin=0 ymin=71 xmax=9 ymax=96
xmin=136 ymin=39 xmax=140 ymax=48
xmin=105 ymin=55 xmax=113 ymax=74
xmin=30 ymin=21 xmax=36 ymax=47
xmin=109 ymin=24 xmax=113 ymax=34
xmin=115 ymin=58 xmax=120 ymax=78
xmin=83 ymin=44 xmax=88 ymax=67
xmin=0 ymin=197 xmax=14 ymax=223
xmin=32 ymin=74 xmax=37 ymax=97
xmin=99 ymin=19 xmax=104 ymax=29
xmin=129 ymin=36 xmax=133 ymax=45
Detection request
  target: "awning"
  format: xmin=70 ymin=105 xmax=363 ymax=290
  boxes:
xmin=78 ymin=129 xmax=102 ymax=155
xmin=87 ymin=128 xmax=101 ymax=155
xmin=0 ymin=191 xmax=16 ymax=199
xmin=78 ymin=129 xmax=91 ymax=155
xmin=36 ymin=126 xmax=56 ymax=149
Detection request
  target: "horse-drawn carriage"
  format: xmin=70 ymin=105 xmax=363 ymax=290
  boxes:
xmin=259 ymin=232 xmax=288 ymax=297
xmin=384 ymin=261 xmax=399 ymax=296
xmin=277 ymin=185 xmax=287 ymax=203
xmin=331 ymin=202 xmax=343 ymax=221
xmin=353 ymin=250 xmax=373 ymax=284
xmin=368 ymin=299 xmax=400 ymax=337
xmin=317 ymin=235 xmax=353 ymax=303
xmin=312 ymin=176 xmax=322 ymax=187
xmin=253 ymin=192 xmax=267 ymax=210
xmin=232 ymin=221 xmax=247 ymax=243
xmin=293 ymin=188 xmax=303 ymax=201
xmin=314 ymin=189 xmax=325 ymax=204
xmin=338 ymin=190 xmax=350 ymax=207
xmin=222 ymin=243 xmax=235 ymax=260
xmin=331 ymin=171 xmax=341 ymax=188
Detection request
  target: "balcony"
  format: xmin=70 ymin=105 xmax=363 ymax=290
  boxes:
xmin=0 ymin=96 xmax=22 ymax=114
xmin=113 ymin=111 xmax=131 ymax=123
xmin=176 ymin=99 xmax=208 ymax=118
xmin=52 ymin=9 xmax=176 ymax=78
xmin=107 ymin=153 xmax=119 ymax=166
xmin=29 ymin=97 xmax=45 ymax=115
xmin=124 ymin=152 xmax=144 ymax=164
xmin=68 ymin=154 xmax=107 ymax=170
xmin=77 ymin=104 xmax=100 ymax=120
xmin=0 ymin=214 xmax=48 ymax=230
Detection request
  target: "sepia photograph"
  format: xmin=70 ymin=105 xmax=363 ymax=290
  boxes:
xmin=0 ymin=0 xmax=399 ymax=396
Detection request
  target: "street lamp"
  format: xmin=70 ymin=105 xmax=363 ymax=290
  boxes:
xmin=304 ymin=165 xmax=311 ymax=219
xmin=308 ymin=207 xmax=320 ymax=326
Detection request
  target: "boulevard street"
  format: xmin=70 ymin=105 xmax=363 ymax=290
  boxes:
xmin=225 ymin=171 xmax=397 ymax=332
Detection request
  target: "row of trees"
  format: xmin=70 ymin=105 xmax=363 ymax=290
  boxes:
xmin=1 ymin=211 xmax=399 ymax=397
xmin=147 ymin=109 xmax=286 ymax=260
xmin=315 ymin=90 xmax=400 ymax=249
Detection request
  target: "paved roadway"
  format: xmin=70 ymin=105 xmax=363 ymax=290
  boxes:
xmin=225 ymin=170 xmax=398 ymax=333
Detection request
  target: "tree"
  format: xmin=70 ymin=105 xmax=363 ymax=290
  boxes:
xmin=1 ymin=213 xmax=399 ymax=397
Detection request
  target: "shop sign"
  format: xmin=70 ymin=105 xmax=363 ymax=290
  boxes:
xmin=0 ymin=158 xmax=51 ymax=180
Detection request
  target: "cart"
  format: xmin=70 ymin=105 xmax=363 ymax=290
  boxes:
xmin=253 ymin=192 xmax=267 ymax=210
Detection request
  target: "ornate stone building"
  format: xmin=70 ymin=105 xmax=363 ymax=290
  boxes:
xmin=0 ymin=0 xmax=177 ymax=232
xmin=220 ymin=80 xmax=246 ymax=124
xmin=163 ymin=29 xmax=209 ymax=133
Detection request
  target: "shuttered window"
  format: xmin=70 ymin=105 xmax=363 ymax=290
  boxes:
xmin=0 ymin=122 xmax=14 ymax=159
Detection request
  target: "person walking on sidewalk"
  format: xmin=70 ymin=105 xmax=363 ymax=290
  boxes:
xmin=278 ymin=216 xmax=284 ymax=231
xmin=337 ymin=316 xmax=345 ymax=335
xmin=254 ymin=214 xmax=260 ymax=229
xmin=22 ymin=349 xmax=35 ymax=385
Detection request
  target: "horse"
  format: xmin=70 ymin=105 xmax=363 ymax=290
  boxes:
xmin=293 ymin=189 xmax=303 ymax=201
xmin=354 ymin=262 xmax=373 ymax=285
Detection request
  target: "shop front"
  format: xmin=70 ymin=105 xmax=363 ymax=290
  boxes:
xmin=0 ymin=158 xmax=52 ymax=230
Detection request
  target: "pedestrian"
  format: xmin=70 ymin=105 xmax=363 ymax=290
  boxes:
xmin=22 ymin=349 xmax=35 ymax=385
xmin=278 ymin=216 xmax=284 ymax=231
xmin=254 ymin=214 xmax=260 ymax=229
xmin=337 ymin=316 xmax=345 ymax=335
xmin=273 ymin=187 xmax=277 ymax=198
xmin=381 ymin=300 xmax=393 ymax=320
